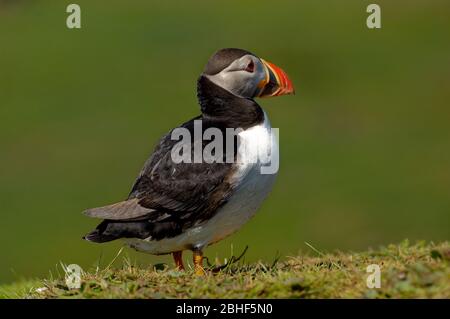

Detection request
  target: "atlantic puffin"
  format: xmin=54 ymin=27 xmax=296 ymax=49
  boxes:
xmin=83 ymin=48 xmax=294 ymax=274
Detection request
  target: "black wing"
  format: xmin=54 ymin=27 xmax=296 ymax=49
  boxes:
xmin=85 ymin=116 xmax=238 ymax=226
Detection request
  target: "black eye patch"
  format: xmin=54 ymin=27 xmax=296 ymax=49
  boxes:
xmin=245 ymin=60 xmax=255 ymax=73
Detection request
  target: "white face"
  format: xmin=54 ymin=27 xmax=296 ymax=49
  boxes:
xmin=204 ymin=54 xmax=268 ymax=99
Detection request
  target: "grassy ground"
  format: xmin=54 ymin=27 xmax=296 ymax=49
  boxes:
xmin=1 ymin=241 xmax=448 ymax=299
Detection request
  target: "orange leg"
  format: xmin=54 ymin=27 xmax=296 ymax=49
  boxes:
xmin=193 ymin=249 xmax=205 ymax=276
xmin=172 ymin=251 xmax=185 ymax=270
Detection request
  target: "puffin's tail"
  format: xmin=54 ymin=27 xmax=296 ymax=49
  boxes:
xmin=82 ymin=221 xmax=119 ymax=243
xmin=83 ymin=219 xmax=155 ymax=243
xmin=83 ymin=230 xmax=116 ymax=243
xmin=82 ymin=199 xmax=156 ymax=243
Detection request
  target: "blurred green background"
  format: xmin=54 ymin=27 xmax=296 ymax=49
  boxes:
xmin=1 ymin=0 xmax=449 ymax=283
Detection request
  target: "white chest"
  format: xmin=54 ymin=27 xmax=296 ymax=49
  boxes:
xmin=126 ymin=112 xmax=279 ymax=254
xmin=203 ymin=112 xmax=278 ymax=244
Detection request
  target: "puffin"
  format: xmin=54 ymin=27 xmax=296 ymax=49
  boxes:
xmin=83 ymin=48 xmax=294 ymax=275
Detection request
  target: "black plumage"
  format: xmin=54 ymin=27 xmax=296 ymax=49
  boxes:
xmin=83 ymin=56 xmax=264 ymax=245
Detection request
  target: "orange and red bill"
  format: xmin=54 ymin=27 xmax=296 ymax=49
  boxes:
xmin=257 ymin=58 xmax=295 ymax=97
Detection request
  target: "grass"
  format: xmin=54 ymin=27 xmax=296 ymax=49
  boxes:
xmin=1 ymin=241 xmax=448 ymax=299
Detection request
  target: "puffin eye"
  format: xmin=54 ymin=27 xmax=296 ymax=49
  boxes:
xmin=244 ymin=60 xmax=254 ymax=73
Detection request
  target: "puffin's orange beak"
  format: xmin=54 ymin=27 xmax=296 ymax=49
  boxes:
xmin=257 ymin=59 xmax=295 ymax=98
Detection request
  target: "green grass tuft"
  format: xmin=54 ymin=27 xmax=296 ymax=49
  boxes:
xmin=1 ymin=241 xmax=449 ymax=299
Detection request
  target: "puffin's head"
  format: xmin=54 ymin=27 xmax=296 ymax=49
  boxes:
xmin=202 ymin=48 xmax=295 ymax=99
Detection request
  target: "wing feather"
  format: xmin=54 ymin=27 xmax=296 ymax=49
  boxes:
xmin=84 ymin=116 xmax=238 ymax=224
xmin=83 ymin=198 xmax=154 ymax=220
